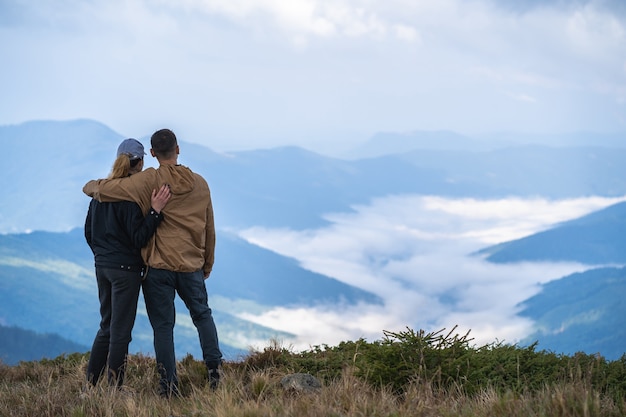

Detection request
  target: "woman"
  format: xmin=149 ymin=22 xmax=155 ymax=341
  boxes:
xmin=84 ymin=138 xmax=171 ymax=388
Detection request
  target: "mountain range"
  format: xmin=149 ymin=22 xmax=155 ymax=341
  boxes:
xmin=0 ymin=119 xmax=625 ymax=363
xmin=3 ymin=120 xmax=626 ymax=233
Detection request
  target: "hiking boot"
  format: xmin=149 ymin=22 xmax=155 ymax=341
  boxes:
xmin=208 ymin=367 xmax=220 ymax=390
xmin=159 ymin=382 xmax=181 ymax=399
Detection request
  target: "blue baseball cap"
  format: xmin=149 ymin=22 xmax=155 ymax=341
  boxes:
xmin=117 ymin=138 xmax=146 ymax=160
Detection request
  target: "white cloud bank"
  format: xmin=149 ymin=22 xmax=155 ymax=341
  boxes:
xmin=238 ymin=194 xmax=626 ymax=350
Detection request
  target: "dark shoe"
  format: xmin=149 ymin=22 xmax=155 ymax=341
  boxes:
xmin=159 ymin=382 xmax=181 ymax=399
xmin=208 ymin=367 xmax=220 ymax=390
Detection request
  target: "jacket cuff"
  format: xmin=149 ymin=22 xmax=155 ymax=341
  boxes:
xmin=148 ymin=207 xmax=162 ymax=219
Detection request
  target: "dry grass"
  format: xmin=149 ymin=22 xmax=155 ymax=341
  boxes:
xmin=0 ymin=351 xmax=624 ymax=417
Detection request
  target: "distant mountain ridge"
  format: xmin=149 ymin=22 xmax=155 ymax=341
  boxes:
xmin=347 ymin=130 xmax=495 ymax=158
xmin=0 ymin=119 xmax=124 ymax=233
xmin=0 ymin=325 xmax=89 ymax=365
xmin=476 ymin=201 xmax=626 ymax=265
xmin=3 ymin=119 xmax=626 ymax=233
xmin=348 ymin=130 xmax=626 ymax=159
xmin=518 ymin=267 xmax=626 ymax=360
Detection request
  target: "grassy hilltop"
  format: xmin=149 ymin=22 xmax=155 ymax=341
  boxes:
xmin=1 ymin=327 xmax=626 ymax=417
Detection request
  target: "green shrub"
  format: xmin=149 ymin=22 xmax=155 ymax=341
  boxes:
xmin=264 ymin=326 xmax=626 ymax=399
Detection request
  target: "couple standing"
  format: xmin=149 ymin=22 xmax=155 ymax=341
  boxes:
xmin=83 ymin=129 xmax=222 ymax=398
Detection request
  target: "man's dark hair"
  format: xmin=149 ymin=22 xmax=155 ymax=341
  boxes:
xmin=151 ymin=129 xmax=178 ymax=159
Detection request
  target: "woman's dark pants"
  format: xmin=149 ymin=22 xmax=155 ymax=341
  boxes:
xmin=87 ymin=267 xmax=142 ymax=387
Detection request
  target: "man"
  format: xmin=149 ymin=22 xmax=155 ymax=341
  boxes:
xmin=83 ymin=129 xmax=222 ymax=397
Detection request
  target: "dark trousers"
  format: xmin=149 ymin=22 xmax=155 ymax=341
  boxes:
xmin=87 ymin=267 xmax=142 ymax=387
xmin=142 ymin=268 xmax=222 ymax=394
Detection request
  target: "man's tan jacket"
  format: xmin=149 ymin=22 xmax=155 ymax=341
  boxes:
xmin=83 ymin=164 xmax=215 ymax=277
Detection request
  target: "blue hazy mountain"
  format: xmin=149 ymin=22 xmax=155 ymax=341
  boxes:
xmin=476 ymin=201 xmax=626 ymax=264
xmin=212 ymin=231 xmax=380 ymax=306
xmin=0 ymin=119 xmax=124 ymax=233
xmin=476 ymin=202 xmax=626 ymax=359
xmin=518 ymin=267 xmax=626 ymax=360
xmin=0 ymin=324 xmax=89 ymax=365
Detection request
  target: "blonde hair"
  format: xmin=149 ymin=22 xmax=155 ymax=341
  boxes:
xmin=108 ymin=154 xmax=141 ymax=179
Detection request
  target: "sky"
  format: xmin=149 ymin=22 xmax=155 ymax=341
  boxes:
xmin=239 ymin=194 xmax=626 ymax=350
xmin=1 ymin=0 xmax=625 ymax=154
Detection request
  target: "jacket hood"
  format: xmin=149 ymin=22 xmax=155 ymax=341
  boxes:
xmin=157 ymin=164 xmax=195 ymax=195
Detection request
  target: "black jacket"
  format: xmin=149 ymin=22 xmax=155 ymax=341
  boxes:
xmin=84 ymin=199 xmax=162 ymax=272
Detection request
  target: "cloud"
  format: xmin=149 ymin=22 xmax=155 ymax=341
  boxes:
xmin=162 ymin=0 xmax=416 ymax=41
xmin=238 ymin=194 xmax=626 ymax=350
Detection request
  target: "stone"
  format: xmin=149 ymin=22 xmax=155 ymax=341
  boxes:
xmin=280 ymin=373 xmax=322 ymax=394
